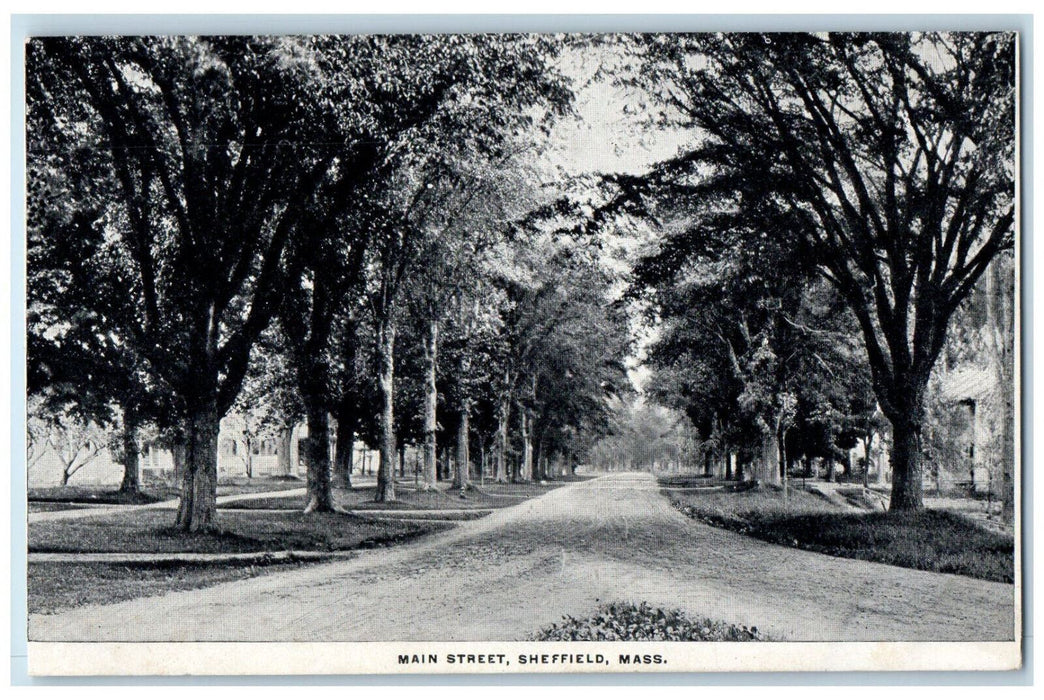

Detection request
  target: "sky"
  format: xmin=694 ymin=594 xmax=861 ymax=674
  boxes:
xmin=547 ymin=43 xmax=694 ymax=177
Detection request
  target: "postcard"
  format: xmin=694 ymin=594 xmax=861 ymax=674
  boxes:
xmin=22 ymin=29 xmax=1021 ymax=675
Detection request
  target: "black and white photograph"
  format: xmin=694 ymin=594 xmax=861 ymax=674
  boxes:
xmin=19 ymin=27 xmax=1021 ymax=674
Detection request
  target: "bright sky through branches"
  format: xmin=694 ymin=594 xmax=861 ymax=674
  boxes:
xmin=543 ymin=43 xmax=692 ymax=393
xmin=547 ymin=43 xmax=693 ymax=177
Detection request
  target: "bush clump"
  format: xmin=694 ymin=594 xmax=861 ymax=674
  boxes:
xmin=533 ymin=602 xmax=765 ymax=641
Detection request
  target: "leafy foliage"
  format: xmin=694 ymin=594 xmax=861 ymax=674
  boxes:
xmin=533 ymin=602 xmax=764 ymax=641
xmin=614 ymin=32 xmax=1016 ymax=508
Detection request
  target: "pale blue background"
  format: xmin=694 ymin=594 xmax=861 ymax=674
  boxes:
xmin=9 ymin=13 xmax=1033 ymax=685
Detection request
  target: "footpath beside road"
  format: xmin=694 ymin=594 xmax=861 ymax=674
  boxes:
xmin=30 ymin=472 xmax=1015 ymax=643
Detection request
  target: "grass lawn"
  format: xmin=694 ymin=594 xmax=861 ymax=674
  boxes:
xmin=28 ymin=477 xmax=303 ymax=506
xmin=28 ymin=502 xmax=95 ymax=513
xmin=226 ymin=481 xmax=565 ymax=511
xmin=29 ymin=509 xmax=449 ymax=554
xmin=215 ymin=476 xmax=304 ymax=496
xmin=657 ymin=474 xmax=722 ymax=488
xmin=359 ymin=510 xmax=489 ymax=522
xmin=667 ymin=486 xmax=1014 ymax=583
xmin=28 ymin=559 xmax=313 ymax=615
xmin=28 ymin=485 xmax=180 ymax=505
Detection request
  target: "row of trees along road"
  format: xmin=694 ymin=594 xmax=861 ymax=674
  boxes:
xmin=25 ymin=32 xmax=1017 ymax=529
xmin=27 ymin=35 xmax=632 ymax=532
xmin=606 ymin=32 xmax=1015 ymax=513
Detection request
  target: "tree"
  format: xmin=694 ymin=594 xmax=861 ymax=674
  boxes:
xmin=26 ymin=131 xmax=162 ymax=494
xmin=42 ymin=410 xmax=111 ymax=486
xmin=26 ymin=397 xmax=50 ymax=472
xmin=278 ymin=179 xmax=369 ymax=511
xmin=402 ymin=144 xmax=545 ymax=490
xmin=588 ymin=402 xmax=699 ymax=473
xmin=438 ymin=286 xmax=505 ymax=486
xmin=633 ymin=206 xmax=877 ymax=487
xmin=273 ymin=34 xmax=530 ymax=509
xmin=987 ymin=252 xmax=1016 ymax=522
xmin=231 ymin=329 xmax=303 ymax=479
xmin=355 ymin=35 xmax=573 ymax=502
xmin=27 ymin=36 xmax=350 ymax=530
xmin=483 ymin=230 xmax=631 ymax=481
xmin=622 ymin=32 xmax=1016 ymax=510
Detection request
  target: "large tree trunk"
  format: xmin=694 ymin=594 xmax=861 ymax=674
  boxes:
xmin=171 ymin=441 xmax=187 ymax=487
xmin=175 ymin=403 xmax=221 ymax=532
xmin=303 ymin=408 xmax=334 ymax=513
xmin=998 ymin=376 xmax=1016 ymax=524
xmin=118 ymin=410 xmax=140 ymax=494
xmin=375 ymin=318 xmax=397 ymax=502
xmin=885 ymin=397 xmax=927 ymax=511
xmin=276 ymin=425 xmax=293 ymax=476
xmin=333 ymin=418 xmax=354 ymax=490
xmin=454 ymin=408 xmax=470 ymax=489
xmin=421 ymin=317 xmax=438 ymax=490
xmin=757 ymin=429 xmax=781 ymax=486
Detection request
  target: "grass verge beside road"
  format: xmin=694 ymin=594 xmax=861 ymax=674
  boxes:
xmin=227 ymin=480 xmax=567 ymax=511
xmin=28 ymin=559 xmax=311 ymax=615
xmin=666 ymin=484 xmax=1014 ymax=583
xmin=29 ymin=509 xmax=451 ymax=614
xmin=28 ymin=485 xmax=180 ymax=506
xmin=30 ymin=509 xmax=449 ymax=554
xmin=28 ymin=477 xmax=572 ymax=615
xmin=28 ymin=477 xmax=306 ymax=510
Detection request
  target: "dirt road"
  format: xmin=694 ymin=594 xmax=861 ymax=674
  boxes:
xmin=29 ymin=473 xmax=1015 ymax=642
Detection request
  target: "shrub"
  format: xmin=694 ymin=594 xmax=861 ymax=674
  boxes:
xmin=533 ymin=602 xmax=764 ymax=641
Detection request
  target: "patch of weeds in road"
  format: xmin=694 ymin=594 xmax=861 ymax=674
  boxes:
xmin=532 ymin=602 xmax=765 ymax=641
xmin=28 ymin=559 xmax=314 ymax=615
xmin=670 ymin=488 xmax=1014 ymax=583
